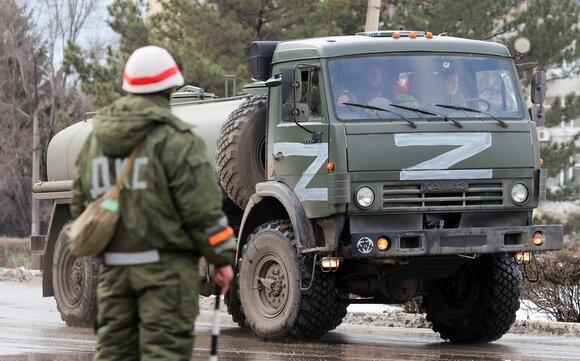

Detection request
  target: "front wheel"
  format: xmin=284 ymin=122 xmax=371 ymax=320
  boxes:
xmin=238 ymin=220 xmax=346 ymax=340
xmin=424 ymin=254 xmax=521 ymax=343
xmin=52 ymin=225 xmax=98 ymax=327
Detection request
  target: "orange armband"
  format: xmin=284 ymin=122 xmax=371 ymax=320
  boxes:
xmin=208 ymin=226 xmax=234 ymax=246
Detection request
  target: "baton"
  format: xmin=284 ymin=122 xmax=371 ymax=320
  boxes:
xmin=210 ymin=286 xmax=221 ymax=361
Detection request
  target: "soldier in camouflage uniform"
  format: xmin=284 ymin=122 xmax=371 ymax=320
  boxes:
xmin=71 ymin=46 xmax=235 ymax=361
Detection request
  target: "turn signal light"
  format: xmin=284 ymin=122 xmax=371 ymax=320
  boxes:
xmin=376 ymin=236 xmax=390 ymax=251
xmin=516 ymin=251 xmax=533 ymax=264
xmin=532 ymin=231 xmax=545 ymax=246
xmin=425 ymin=31 xmax=433 ymax=39
xmin=326 ymin=161 xmax=335 ymax=172
xmin=321 ymin=257 xmax=341 ymax=271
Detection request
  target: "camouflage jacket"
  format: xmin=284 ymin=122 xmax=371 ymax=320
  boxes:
xmin=71 ymin=94 xmax=235 ymax=266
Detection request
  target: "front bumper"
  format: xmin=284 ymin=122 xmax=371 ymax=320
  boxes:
xmin=350 ymin=224 xmax=563 ymax=258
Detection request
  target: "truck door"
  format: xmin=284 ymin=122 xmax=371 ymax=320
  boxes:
xmin=269 ymin=65 xmax=330 ymax=218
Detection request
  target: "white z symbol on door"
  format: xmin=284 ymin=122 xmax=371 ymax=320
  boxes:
xmin=273 ymin=142 xmax=328 ymax=201
xmin=395 ymin=133 xmax=492 ymax=180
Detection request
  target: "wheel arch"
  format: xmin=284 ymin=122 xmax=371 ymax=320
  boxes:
xmin=235 ymin=181 xmax=316 ymax=264
xmin=42 ymin=201 xmax=72 ymax=297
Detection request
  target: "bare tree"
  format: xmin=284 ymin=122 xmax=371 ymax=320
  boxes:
xmin=0 ymin=1 xmax=40 ymax=235
xmin=0 ymin=0 xmax=99 ymax=236
xmin=38 ymin=0 xmax=99 ymax=134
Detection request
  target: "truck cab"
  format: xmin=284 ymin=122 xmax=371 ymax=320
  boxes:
xmin=231 ymin=31 xmax=562 ymax=342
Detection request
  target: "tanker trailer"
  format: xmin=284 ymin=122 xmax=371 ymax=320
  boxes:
xmin=31 ymin=89 xmax=267 ymax=326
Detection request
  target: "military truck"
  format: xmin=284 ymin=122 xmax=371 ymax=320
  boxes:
xmin=32 ymin=31 xmax=563 ymax=343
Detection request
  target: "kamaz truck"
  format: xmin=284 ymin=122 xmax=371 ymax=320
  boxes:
xmin=32 ymin=31 xmax=563 ymax=343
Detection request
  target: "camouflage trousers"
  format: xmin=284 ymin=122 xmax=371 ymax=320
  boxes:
xmin=94 ymin=255 xmax=199 ymax=361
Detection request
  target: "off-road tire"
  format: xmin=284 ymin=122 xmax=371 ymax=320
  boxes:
xmin=225 ymin=262 xmax=246 ymax=327
xmin=424 ymin=254 xmax=521 ymax=343
xmin=52 ymin=225 xmax=98 ymax=327
xmin=239 ymin=220 xmax=347 ymax=340
xmin=216 ymin=95 xmax=267 ymax=209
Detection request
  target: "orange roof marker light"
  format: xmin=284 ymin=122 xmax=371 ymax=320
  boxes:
xmin=409 ymin=31 xmax=417 ymax=39
xmin=425 ymin=31 xmax=433 ymax=39
xmin=392 ymin=31 xmax=400 ymax=39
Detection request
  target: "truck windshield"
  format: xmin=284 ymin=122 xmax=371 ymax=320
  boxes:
xmin=328 ymin=54 xmax=524 ymax=121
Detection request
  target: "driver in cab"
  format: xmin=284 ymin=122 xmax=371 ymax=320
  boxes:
xmin=437 ymin=65 xmax=465 ymax=105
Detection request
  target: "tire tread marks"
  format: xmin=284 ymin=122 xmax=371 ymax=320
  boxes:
xmin=215 ymin=95 xmax=267 ymax=209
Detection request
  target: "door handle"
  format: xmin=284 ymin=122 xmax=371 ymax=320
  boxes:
xmin=273 ymin=152 xmax=284 ymax=160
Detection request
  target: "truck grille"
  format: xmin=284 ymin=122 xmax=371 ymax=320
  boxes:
xmin=382 ymin=182 xmax=503 ymax=210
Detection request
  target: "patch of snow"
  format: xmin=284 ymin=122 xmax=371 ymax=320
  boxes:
xmin=517 ymin=299 xmax=553 ymax=322
xmin=347 ymin=304 xmax=401 ymax=314
xmin=0 ymin=267 xmax=42 ymax=282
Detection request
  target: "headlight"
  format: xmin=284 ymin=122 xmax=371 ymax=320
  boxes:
xmin=356 ymin=187 xmax=375 ymax=208
xmin=511 ymin=183 xmax=528 ymax=204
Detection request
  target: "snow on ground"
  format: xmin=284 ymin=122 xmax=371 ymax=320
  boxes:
xmin=517 ymin=300 xmax=552 ymax=321
xmin=345 ymin=301 xmax=552 ymax=322
xmin=346 ymin=304 xmax=401 ymax=314
xmin=0 ymin=267 xmax=42 ymax=282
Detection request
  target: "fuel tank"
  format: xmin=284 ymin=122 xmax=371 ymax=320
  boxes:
xmin=46 ymin=95 xmax=249 ymax=181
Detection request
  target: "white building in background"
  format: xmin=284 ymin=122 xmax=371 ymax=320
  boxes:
xmin=540 ymin=71 xmax=580 ymax=190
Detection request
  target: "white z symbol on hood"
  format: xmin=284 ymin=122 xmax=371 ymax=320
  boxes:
xmin=395 ymin=133 xmax=492 ymax=180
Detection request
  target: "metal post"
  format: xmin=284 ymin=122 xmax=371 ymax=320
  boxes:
xmin=31 ymin=56 xmax=40 ymax=236
xmin=224 ymin=75 xmax=237 ymax=97
xmin=364 ymin=0 xmax=381 ymax=32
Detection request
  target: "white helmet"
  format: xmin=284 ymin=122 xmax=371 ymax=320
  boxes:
xmin=122 ymin=46 xmax=185 ymax=94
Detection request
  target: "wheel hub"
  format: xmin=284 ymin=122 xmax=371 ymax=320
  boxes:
xmin=254 ymin=257 xmax=289 ymax=317
xmin=63 ymin=250 xmax=84 ymax=305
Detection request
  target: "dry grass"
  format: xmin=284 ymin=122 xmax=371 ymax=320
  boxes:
xmin=522 ymin=239 xmax=580 ymax=323
xmin=0 ymin=237 xmax=31 ymax=268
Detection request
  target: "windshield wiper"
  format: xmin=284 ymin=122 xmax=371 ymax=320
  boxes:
xmin=389 ymin=103 xmax=463 ymax=128
xmin=434 ymin=104 xmax=508 ymax=128
xmin=342 ymin=102 xmax=417 ymax=128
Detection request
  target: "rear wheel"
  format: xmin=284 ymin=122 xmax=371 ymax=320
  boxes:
xmin=238 ymin=220 xmax=346 ymax=340
xmin=424 ymin=254 xmax=521 ymax=343
xmin=52 ymin=225 xmax=98 ymax=327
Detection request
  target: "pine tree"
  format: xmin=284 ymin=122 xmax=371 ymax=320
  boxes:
xmin=65 ymin=0 xmax=150 ymax=108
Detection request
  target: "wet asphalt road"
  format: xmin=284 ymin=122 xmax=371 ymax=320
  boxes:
xmin=1 ymin=282 xmax=579 ymax=361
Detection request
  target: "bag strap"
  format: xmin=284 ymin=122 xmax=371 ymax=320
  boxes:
xmin=110 ymin=146 xmax=140 ymax=198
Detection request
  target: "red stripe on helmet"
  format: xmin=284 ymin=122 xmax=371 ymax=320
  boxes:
xmin=123 ymin=65 xmax=180 ymax=86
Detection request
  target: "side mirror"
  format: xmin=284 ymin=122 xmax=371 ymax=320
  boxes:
xmin=280 ymin=68 xmax=309 ymax=122
xmin=282 ymin=103 xmax=309 ymax=122
xmin=281 ymin=68 xmax=302 ymax=102
xmin=531 ymin=70 xmax=546 ymax=105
